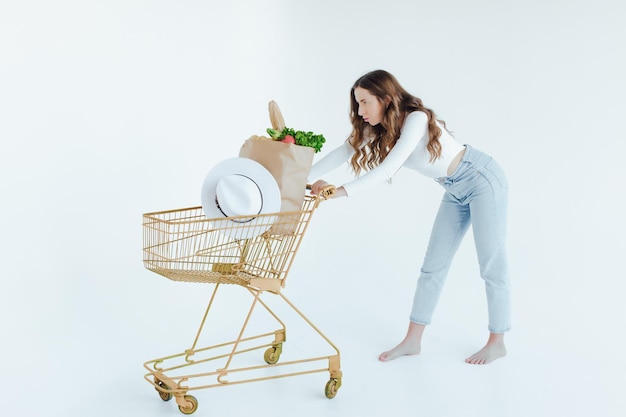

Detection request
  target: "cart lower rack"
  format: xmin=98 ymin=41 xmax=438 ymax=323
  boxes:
xmin=142 ymin=190 xmax=341 ymax=414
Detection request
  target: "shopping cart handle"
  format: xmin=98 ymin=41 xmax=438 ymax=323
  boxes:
xmin=306 ymin=184 xmax=336 ymax=200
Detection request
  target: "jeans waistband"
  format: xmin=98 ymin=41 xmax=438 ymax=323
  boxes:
xmin=434 ymin=145 xmax=491 ymax=185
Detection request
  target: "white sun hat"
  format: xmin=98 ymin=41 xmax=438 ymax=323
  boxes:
xmin=201 ymin=157 xmax=281 ymax=239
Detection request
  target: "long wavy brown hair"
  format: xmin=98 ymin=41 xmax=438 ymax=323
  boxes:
xmin=348 ymin=70 xmax=449 ymax=175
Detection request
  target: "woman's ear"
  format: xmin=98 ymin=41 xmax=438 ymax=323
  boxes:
xmin=384 ymin=95 xmax=392 ymax=108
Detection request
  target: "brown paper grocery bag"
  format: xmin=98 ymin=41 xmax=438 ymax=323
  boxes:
xmin=239 ymin=138 xmax=314 ymax=234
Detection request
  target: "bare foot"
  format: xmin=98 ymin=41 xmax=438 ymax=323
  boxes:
xmin=379 ymin=322 xmax=425 ymax=362
xmin=379 ymin=340 xmax=421 ymax=362
xmin=465 ymin=334 xmax=507 ymax=365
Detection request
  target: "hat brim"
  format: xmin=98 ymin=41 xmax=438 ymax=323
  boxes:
xmin=201 ymin=158 xmax=281 ymax=239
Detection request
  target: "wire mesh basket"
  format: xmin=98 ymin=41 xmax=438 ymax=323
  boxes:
xmin=143 ymin=195 xmax=318 ymax=291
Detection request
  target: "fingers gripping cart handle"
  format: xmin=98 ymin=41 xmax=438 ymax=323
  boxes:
xmin=319 ymin=185 xmax=336 ymax=199
xmin=307 ymin=184 xmax=336 ymax=200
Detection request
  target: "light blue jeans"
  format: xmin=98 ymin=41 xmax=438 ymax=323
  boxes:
xmin=410 ymin=145 xmax=511 ymax=333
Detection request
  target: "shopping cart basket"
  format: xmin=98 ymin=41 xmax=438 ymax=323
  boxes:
xmin=142 ymin=186 xmax=341 ymax=414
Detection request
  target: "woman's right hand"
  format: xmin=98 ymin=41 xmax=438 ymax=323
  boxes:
xmin=310 ymin=180 xmax=346 ymax=199
xmin=310 ymin=179 xmax=331 ymax=196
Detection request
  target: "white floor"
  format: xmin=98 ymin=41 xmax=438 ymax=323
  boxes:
xmin=5 ymin=192 xmax=625 ymax=417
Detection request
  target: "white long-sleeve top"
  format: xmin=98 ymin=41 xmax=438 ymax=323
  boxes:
xmin=308 ymin=111 xmax=465 ymax=196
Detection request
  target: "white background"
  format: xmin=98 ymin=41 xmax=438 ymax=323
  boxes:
xmin=2 ymin=1 xmax=625 ymax=416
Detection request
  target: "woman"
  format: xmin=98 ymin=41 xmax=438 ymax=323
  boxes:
xmin=309 ymin=70 xmax=510 ymax=365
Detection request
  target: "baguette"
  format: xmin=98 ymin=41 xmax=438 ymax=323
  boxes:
xmin=268 ymin=100 xmax=286 ymax=131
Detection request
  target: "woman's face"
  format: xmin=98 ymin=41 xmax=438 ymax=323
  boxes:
xmin=354 ymin=87 xmax=385 ymax=126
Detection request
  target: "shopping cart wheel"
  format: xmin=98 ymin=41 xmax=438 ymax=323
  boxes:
xmin=178 ymin=395 xmax=198 ymax=415
xmin=263 ymin=344 xmax=283 ymax=365
xmin=325 ymin=378 xmax=341 ymax=399
xmin=155 ymin=379 xmax=173 ymax=402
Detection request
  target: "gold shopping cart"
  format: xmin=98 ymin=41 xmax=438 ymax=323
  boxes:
xmin=141 ymin=186 xmax=341 ymax=415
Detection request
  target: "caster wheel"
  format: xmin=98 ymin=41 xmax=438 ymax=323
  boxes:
xmin=325 ymin=378 xmax=341 ymax=399
xmin=178 ymin=395 xmax=198 ymax=415
xmin=263 ymin=344 xmax=282 ymax=364
xmin=155 ymin=379 xmax=172 ymax=402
